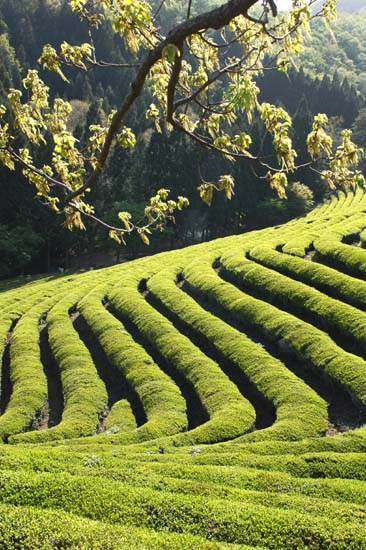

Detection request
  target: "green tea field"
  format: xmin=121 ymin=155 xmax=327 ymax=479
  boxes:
xmin=1 ymin=188 xmax=366 ymax=549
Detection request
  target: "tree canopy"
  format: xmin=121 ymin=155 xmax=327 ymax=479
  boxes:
xmin=300 ymin=11 xmax=366 ymax=95
xmin=0 ymin=0 xmax=364 ymax=245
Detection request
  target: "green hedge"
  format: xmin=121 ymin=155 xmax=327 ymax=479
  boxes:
xmin=78 ymin=284 xmax=188 ymax=443
xmin=3 ymin=443 xmax=366 ymax=509
xmin=0 ymin=454 xmax=366 ymax=529
xmin=148 ymin=265 xmax=327 ymax=442
xmin=109 ymin=269 xmax=256 ymax=445
xmin=0 ymin=504 xmax=242 ymax=550
xmin=11 ymin=286 xmax=108 ymax=443
xmin=0 ymin=305 xmax=49 ymax=441
xmin=249 ymin=245 xmax=366 ymax=310
xmin=220 ymin=254 xmax=366 ymax=349
xmin=4 ymin=443 xmax=366 ymax=504
xmin=186 ymin=255 xmax=366 ymax=407
xmin=0 ymin=469 xmax=365 ymax=549
xmin=105 ymin=398 xmax=137 ymax=433
xmin=315 ymin=237 xmax=366 ymax=276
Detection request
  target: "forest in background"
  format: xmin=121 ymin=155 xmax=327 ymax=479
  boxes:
xmin=0 ymin=0 xmax=365 ymax=277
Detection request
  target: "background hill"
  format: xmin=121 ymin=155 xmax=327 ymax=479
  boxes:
xmin=332 ymin=0 xmax=366 ymax=12
xmin=313 ymin=0 xmax=366 ymax=12
xmin=300 ymin=11 xmax=366 ymax=96
xmin=0 ymin=1 xmax=365 ymax=278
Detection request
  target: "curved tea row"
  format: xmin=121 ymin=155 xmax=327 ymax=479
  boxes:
xmin=1 ymin=188 xmax=366 ymax=548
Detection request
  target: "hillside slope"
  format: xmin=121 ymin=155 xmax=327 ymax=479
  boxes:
xmin=335 ymin=0 xmax=366 ymax=12
xmin=300 ymin=10 xmax=366 ymax=96
xmin=1 ymin=188 xmax=366 ymax=547
xmin=313 ymin=0 xmax=366 ymax=12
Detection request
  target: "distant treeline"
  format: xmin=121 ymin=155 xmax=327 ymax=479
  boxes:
xmin=0 ymin=0 xmax=365 ymax=278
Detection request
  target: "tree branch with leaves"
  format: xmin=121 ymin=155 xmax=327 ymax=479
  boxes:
xmin=0 ymin=0 xmax=364 ymax=245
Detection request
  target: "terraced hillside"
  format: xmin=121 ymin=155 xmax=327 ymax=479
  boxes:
xmin=1 ymin=188 xmax=366 ymax=548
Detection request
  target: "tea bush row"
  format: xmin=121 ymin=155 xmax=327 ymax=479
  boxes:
xmin=186 ymin=256 xmax=366 ymax=406
xmin=0 ymin=469 xmax=365 ymax=549
xmin=11 ymin=286 xmax=108 ymax=443
xmin=109 ymin=269 xmax=256 ymax=445
xmin=147 ymin=265 xmax=327 ymax=442
xmin=79 ymin=283 xmax=188 ymax=443
xmin=220 ymin=255 xmax=366 ymax=350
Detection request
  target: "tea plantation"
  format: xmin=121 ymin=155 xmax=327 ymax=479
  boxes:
xmin=1 ymin=188 xmax=366 ymax=549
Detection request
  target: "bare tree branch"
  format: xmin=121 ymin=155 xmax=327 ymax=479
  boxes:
xmin=152 ymin=0 xmax=167 ymax=22
xmin=187 ymin=0 xmax=193 ymax=20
